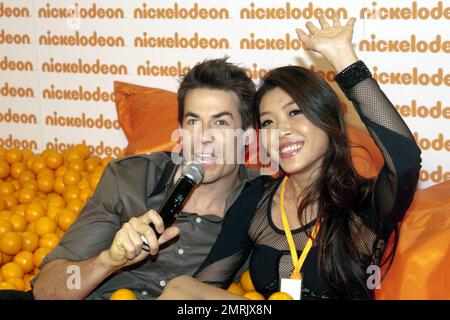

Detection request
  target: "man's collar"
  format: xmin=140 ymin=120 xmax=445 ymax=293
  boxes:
xmin=238 ymin=164 xmax=260 ymax=184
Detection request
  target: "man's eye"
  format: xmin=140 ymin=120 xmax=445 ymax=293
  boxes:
xmin=187 ymin=119 xmax=200 ymax=126
xmin=260 ymin=119 xmax=272 ymax=128
xmin=289 ymin=109 xmax=303 ymax=116
xmin=215 ymin=120 xmax=229 ymax=126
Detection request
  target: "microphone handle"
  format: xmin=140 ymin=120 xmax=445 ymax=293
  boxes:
xmin=141 ymin=175 xmax=196 ymax=252
xmin=157 ymin=175 xmax=196 ymax=227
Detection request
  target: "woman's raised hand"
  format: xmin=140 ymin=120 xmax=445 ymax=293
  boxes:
xmin=295 ymin=14 xmax=358 ymax=72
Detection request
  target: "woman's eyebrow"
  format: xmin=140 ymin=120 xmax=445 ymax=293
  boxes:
xmin=282 ymin=100 xmax=296 ymax=109
xmin=260 ymin=100 xmax=296 ymax=116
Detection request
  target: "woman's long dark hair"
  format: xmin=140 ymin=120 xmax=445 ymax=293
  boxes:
xmin=254 ymin=66 xmax=397 ymax=299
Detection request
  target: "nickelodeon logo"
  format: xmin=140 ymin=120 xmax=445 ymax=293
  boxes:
xmin=41 ymin=57 xmax=127 ymax=75
xmin=45 ymin=111 xmax=120 ymax=130
xmin=372 ymin=67 xmax=450 ymax=86
xmin=137 ymin=61 xmax=191 ymax=77
xmin=42 ymin=85 xmax=115 ymax=102
xmin=38 ymin=3 xmax=124 ymax=19
xmin=0 ymin=29 xmax=31 ymax=45
xmin=0 ymin=3 xmax=30 ymax=17
xmin=240 ymin=2 xmax=347 ymax=20
xmin=240 ymin=33 xmax=303 ymax=50
xmin=413 ymin=132 xmax=450 ymax=152
xmin=1 ymin=56 xmax=33 ymax=72
xmin=360 ymin=1 xmax=449 ymax=20
xmin=134 ymin=32 xmax=229 ymax=49
xmin=39 ymin=31 xmax=125 ymax=47
xmin=242 ymin=63 xmax=338 ymax=83
xmin=395 ymin=100 xmax=449 ymax=119
xmin=243 ymin=63 xmax=270 ymax=80
xmin=46 ymin=138 xmax=124 ymax=158
xmin=1 ymin=82 xmax=34 ymax=98
xmin=309 ymin=65 xmax=337 ymax=82
xmin=359 ymin=34 xmax=450 ymax=54
xmin=0 ymin=108 xmax=37 ymax=125
xmin=420 ymin=166 xmax=450 ymax=184
xmin=133 ymin=2 xmax=229 ymax=20
xmin=0 ymin=134 xmax=38 ymax=151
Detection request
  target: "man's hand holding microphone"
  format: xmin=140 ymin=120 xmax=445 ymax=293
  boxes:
xmin=100 ymin=162 xmax=204 ymax=270
xmin=100 ymin=210 xmax=180 ymax=269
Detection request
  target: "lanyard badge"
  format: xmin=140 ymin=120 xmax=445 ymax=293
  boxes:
xmin=279 ymin=176 xmax=320 ymax=300
xmin=280 ymin=276 xmax=303 ymax=300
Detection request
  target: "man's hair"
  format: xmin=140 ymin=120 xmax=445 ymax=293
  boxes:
xmin=177 ymin=57 xmax=255 ymax=129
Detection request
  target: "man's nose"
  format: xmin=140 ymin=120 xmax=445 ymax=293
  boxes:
xmin=195 ymin=121 xmax=213 ymax=144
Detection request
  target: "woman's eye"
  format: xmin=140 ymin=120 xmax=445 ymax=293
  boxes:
xmin=260 ymin=119 xmax=272 ymax=128
xmin=289 ymin=109 xmax=303 ymax=116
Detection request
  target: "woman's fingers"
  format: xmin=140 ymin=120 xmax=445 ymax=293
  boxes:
xmin=332 ymin=13 xmax=341 ymax=27
xmin=295 ymin=29 xmax=312 ymax=48
xmin=317 ymin=15 xmax=330 ymax=29
xmin=346 ymin=17 xmax=356 ymax=27
xmin=305 ymin=21 xmax=319 ymax=34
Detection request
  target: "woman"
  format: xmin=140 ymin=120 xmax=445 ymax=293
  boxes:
xmin=159 ymin=15 xmax=421 ymax=299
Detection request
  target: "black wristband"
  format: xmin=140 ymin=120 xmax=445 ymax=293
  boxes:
xmin=334 ymin=60 xmax=372 ymax=93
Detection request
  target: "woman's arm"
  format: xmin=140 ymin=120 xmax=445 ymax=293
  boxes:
xmin=158 ymin=276 xmax=245 ymax=300
xmin=296 ymin=15 xmax=422 ymax=234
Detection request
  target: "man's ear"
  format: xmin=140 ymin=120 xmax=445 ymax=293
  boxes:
xmin=170 ymin=125 xmax=183 ymax=154
xmin=177 ymin=124 xmax=183 ymax=142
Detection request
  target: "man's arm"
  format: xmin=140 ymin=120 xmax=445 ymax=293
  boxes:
xmin=32 ymin=253 xmax=115 ymax=300
xmin=33 ymin=210 xmax=180 ymax=300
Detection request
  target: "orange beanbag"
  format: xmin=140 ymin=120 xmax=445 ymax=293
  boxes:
xmin=375 ymin=180 xmax=450 ymax=300
xmin=114 ymin=81 xmax=179 ymax=155
xmin=347 ymin=125 xmax=384 ymax=178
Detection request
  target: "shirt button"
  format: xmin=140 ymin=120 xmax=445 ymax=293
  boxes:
xmin=141 ymin=291 xmax=148 ymax=296
xmin=160 ymin=280 xmax=166 ymax=287
xmin=195 ymin=217 xmax=202 ymax=223
xmin=178 ymin=248 xmax=184 ymax=255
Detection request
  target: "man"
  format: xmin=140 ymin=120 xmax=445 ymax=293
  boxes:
xmin=31 ymin=58 xmax=259 ymax=299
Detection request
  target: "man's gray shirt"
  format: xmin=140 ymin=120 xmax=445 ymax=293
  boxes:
xmin=31 ymin=152 xmax=258 ymax=299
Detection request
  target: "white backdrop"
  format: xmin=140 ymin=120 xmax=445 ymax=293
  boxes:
xmin=0 ymin=0 xmax=448 ymax=188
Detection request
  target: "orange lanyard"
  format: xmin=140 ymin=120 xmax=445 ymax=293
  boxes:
xmin=280 ymin=176 xmax=320 ymax=280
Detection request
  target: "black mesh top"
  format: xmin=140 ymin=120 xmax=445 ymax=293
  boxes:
xmin=193 ymin=60 xmax=422 ymax=299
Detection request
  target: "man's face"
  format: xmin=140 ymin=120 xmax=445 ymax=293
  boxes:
xmin=181 ymin=88 xmax=244 ymax=184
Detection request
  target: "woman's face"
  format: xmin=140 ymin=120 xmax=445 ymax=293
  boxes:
xmin=259 ymin=87 xmax=329 ymax=176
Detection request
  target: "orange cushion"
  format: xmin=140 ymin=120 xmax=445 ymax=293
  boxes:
xmin=375 ymin=180 xmax=450 ymax=300
xmin=347 ymin=125 xmax=384 ymax=178
xmin=114 ymin=81 xmax=179 ymax=155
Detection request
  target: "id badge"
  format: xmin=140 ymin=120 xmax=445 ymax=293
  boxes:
xmin=280 ymin=277 xmax=302 ymax=300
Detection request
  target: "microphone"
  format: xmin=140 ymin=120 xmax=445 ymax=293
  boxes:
xmin=141 ymin=162 xmax=204 ymax=252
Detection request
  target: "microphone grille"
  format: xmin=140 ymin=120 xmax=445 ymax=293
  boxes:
xmin=182 ymin=162 xmax=204 ymax=184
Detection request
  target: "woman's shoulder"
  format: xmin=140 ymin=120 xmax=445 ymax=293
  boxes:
xmin=224 ymin=175 xmax=280 ymax=223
